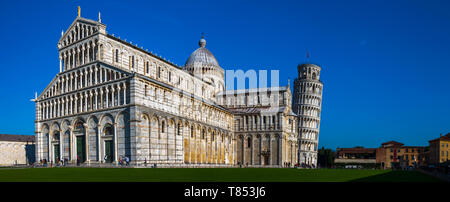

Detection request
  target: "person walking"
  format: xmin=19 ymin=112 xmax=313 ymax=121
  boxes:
xmin=125 ymin=156 xmax=130 ymax=166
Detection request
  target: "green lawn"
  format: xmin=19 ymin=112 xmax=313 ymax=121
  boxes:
xmin=0 ymin=168 xmax=441 ymax=182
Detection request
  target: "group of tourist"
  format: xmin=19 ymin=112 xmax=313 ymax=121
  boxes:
xmin=118 ymin=156 xmax=130 ymax=166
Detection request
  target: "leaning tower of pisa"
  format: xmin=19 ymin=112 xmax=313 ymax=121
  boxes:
xmin=293 ymin=63 xmax=324 ymax=168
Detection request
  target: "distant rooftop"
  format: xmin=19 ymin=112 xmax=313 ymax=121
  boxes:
xmin=429 ymin=133 xmax=450 ymax=143
xmin=0 ymin=134 xmax=35 ymax=142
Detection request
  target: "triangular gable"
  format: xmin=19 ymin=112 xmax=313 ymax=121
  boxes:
xmin=58 ymin=17 xmax=102 ymax=49
xmin=38 ymin=74 xmax=60 ymax=100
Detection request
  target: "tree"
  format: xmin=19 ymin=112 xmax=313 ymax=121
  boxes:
xmin=318 ymin=147 xmax=335 ymax=168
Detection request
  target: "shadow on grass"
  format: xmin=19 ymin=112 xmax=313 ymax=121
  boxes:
xmin=349 ymin=170 xmax=443 ymax=182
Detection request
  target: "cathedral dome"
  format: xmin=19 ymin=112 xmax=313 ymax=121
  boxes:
xmin=184 ymin=36 xmax=225 ymax=93
xmin=185 ymin=37 xmax=220 ymax=68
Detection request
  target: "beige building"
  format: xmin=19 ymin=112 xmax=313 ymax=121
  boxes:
xmin=34 ymin=8 xmax=299 ymax=167
xmin=376 ymin=141 xmax=425 ymax=169
xmin=429 ymin=133 xmax=450 ymax=165
xmin=0 ymin=134 xmax=35 ymax=166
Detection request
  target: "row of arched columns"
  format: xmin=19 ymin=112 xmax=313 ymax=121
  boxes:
xmin=137 ymin=113 xmax=234 ymax=165
xmin=297 ymin=105 xmax=321 ymax=118
xmin=43 ymin=65 xmax=126 ymax=99
xmin=39 ymin=82 xmax=128 ymax=120
xmin=37 ymin=111 xmax=128 ymax=164
xmin=298 ymin=65 xmax=321 ymax=81
xmin=297 ymin=94 xmax=322 ymax=106
xmin=236 ymin=114 xmax=282 ymax=131
xmin=299 ymin=128 xmax=319 ymax=142
xmin=299 ymin=138 xmax=318 ymax=149
xmin=298 ymin=116 xmax=320 ymax=130
xmin=60 ymin=39 xmax=99 ymax=72
xmin=297 ymin=81 xmax=323 ymax=95
xmin=236 ymin=133 xmax=287 ymax=166
xmin=37 ymin=110 xmax=236 ymax=165
xmin=140 ymin=80 xmax=233 ymax=130
xmin=299 ymin=151 xmax=318 ymax=167
xmin=220 ymin=93 xmax=285 ymax=108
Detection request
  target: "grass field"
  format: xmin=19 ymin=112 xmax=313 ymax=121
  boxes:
xmin=0 ymin=168 xmax=442 ymax=182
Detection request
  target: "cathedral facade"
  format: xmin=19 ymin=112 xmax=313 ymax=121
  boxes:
xmin=34 ymin=10 xmax=305 ymax=167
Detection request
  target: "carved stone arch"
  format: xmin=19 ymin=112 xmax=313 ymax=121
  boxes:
xmin=105 ymin=42 xmax=113 ymax=51
xmin=159 ymin=116 xmax=168 ymax=133
xmin=115 ymin=110 xmax=130 ymax=159
xmin=138 ymin=112 xmax=151 ymax=161
xmin=61 ymin=119 xmax=71 ymax=131
xmin=86 ymin=115 xmax=98 ymax=128
xmin=71 ymin=117 xmax=86 ymax=133
xmin=167 ymin=117 xmax=175 ymax=136
xmin=168 ymin=118 xmax=175 ymax=126
xmin=150 ymin=115 xmax=159 ymax=124
xmin=99 ymin=113 xmax=114 ymax=128
xmin=200 ymin=126 xmax=207 ymax=140
xmin=122 ymin=49 xmax=129 ymax=57
xmin=50 ymin=121 xmax=61 ymax=134
xmin=140 ymin=112 xmax=150 ymax=122
xmin=41 ymin=123 xmax=49 ymax=134
xmin=85 ymin=115 xmax=99 ymax=161
xmin=149 ymin=115 xmax=159 ymax=139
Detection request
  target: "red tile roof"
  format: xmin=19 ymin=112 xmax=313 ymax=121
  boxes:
xmin=429 ymin=133 xmax=450 ymax=143
xmin=381 ymin=141 xmax=404 ymax=147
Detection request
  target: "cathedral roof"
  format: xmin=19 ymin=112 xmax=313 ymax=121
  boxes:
xmin=216 ymin=86 xmax=289 ymax=96
xmin=184 ymin=37 xmax=220 ymax=68
xmin=227 ymin=106 xmax=287 ymax=114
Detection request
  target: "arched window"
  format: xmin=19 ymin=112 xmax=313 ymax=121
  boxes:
xmin=247 ymin=137 xmax=251 ymax=148
xmin=115 ymin=49 xmax=119 ymax=63
xmin=53 ymin=132 xmax=60 ymax=142
xmin=74 ymin=122 xmax=85 ymax=133
xmin=202 ymin=129 xmax=205 ymax=139
xmin=190 ymin=126 xmax=194 ymax=138
xmin=177 ymin=123 xmax=181 ymax=136
xmin=157 ymin=66 xmax=161 ymax=78
xmin=161 ymin=121 xmax=165 ymax=133
xmin=144 ymin=85 xmax=148 ymax=96
xmin=104 ymin=124 xmax=113 ymax=136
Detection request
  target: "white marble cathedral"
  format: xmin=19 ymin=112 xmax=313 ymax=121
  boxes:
xmin=34 ymin=8 xmax=312 ymax=167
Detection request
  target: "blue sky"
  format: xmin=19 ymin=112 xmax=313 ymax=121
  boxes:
xmin=0 ymin=0 xmax=449 ymax=149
